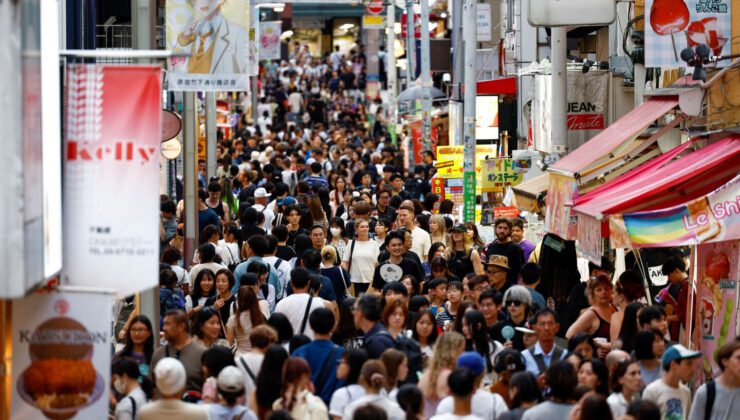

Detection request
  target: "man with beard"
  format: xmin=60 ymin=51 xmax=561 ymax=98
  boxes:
xmin=485 ymin=218 xmax=524 ymax=286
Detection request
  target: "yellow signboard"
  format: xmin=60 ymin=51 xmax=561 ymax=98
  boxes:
xmin=480 ymin=158 xmax=525 ymax=192
xmin=435 ymin=145 xmax=497 ymax=179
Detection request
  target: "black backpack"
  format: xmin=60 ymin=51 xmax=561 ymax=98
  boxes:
xmin=376 ymin=330 xmax=423 ymax=384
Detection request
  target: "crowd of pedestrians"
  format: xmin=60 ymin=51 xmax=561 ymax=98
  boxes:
xmin=109 ymin=45 xmax=739 ymax=420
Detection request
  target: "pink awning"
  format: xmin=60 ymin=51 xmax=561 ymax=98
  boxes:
xmin=572 ymin=136 xmax=740 ymax=218
xmin=550 ymin=97 xmax=679 ymax=176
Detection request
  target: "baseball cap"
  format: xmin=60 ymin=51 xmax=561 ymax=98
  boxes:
xmin=456 ymin=351 xmax=486 ymax=376
xmin=154 ymin=357 xmax=187 ymax=396
xmin=450 ymin=224 xmax=468 ymax=233
xmin=277 ymin=196 xmax=296 ymax=206
xmin=254 ymin=188 xmax=271 ymax=198
xmin=662 ymin=344 xmax=700 ymax=369
xmin=217 ymin=366 xmax=246 ymax=393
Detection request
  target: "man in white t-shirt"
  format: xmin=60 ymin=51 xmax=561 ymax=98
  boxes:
xmin=643 ymin=344 xmax=699 ymax=420
xmin=435 ymin=352 xmax=506 ymax=420
xmin=274 ymin=268 xmax=333 ymax=339
xmin=252 ymin=188 xmax=275 ymax=233
xmin=397 ymin=204 xmax=431 ymax=261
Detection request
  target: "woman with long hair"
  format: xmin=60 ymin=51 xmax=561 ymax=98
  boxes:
xmin=465 ymin=222 xmax=486 ymax=255
xmin=267 ymin=312 xmax=295 ymax=351
xmin=577 ymin=357 xmax=610 ymax=397
xmin=610 ymin=271 xmax=647 ymax=345
xmin=380 ymin=349 xmax=408 ymax=399
xmin=607 ymin=358 xmax=642 ymax=419
xmin=615 ymin=302 xmax=644 ymax=354
xmin=401 ymin=275 xmax=421 ymax=298
xmin=113 ymin=315 xmax=154 ymax=375
xmin=331 ymin=298 xmax=362 ymax=350
xmin=308 ymin=195 xmax=328 ymax=234
xmin=444 ymin=225 xmax=484 ymax=279
xmin=318 ymin=188 xmax=333 ymax=221
xmin=462 ymin=310 xmax=500 ymax=384
xmin=191 ymin=306 xmax=222 ymax=348
xmin=498 ymin=371 xmax=542 ymax=420
xmin=341 ymin=360 xmax=406 ymax=420
xmin=418 ymin=332 xmax=466 ymax=418
xmin=272 ymin=357 xmax=328 ymax=419
xmin=411 ymin=310 xmax=439 ymax=362
xmin=227 ymin=285 xmax=268 ymax=356
xmin=566 ymin=275 xmax=616 ymax=357
xmin=255 ymin=344 xmax=289 ymax=420
xmin=329 ymin=177 xmax=348 ymax=218
xmin=329 ymin=349 xmax=369 ymax=420
xmin=383 ymin=299 xmax=409 ymax=339
xmin=186 ymin=268 xmax=216 ymax=318
xmin=428 ymin=215 xmax=449 ymax=247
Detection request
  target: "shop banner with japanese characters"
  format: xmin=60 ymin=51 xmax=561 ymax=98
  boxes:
xmin=609 ymin=174 xmax=740 ymax=248
xmin=645 ymin=0 xmax=732 ymax=68
xmin=166 ymin=0 xmax=250 ymax=91
xmin=260 ymin=21 xmax=282 ymax=61
xmin=11 ymin=290 xmax=114 ymax=419
xmin=435 ymin=145 xmax=497 ymax=179
xmin=64 ymin=65 xmax=161 ymax=296
xmin=695 ymin=240 xmax=739 ymax=381
xmin=480 ymin=158 xmax=526 ymax=192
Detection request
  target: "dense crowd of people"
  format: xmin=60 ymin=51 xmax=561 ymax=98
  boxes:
xmin=109 ymin=45 xmax=740 ymax=420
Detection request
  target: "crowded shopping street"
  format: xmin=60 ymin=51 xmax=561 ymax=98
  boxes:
xmin=1 ymin=1 xmax=740 ymax=420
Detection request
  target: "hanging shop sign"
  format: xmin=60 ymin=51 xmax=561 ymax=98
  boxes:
xmin=645 ymin=0 xmax=731 ymax=68
xmin=544 ymin=173 xmax=579 ymax=241
xmin=166 ymin=0 xmax=250 ymax=91
xmin=480 ymin=157 xmax=526 ymax=192
xmin=260 ymin=21 xmax=282 ymax=61
xmin=475 ymin=95 xmax=499 ymax=140
xmin=532 ymin=71 xmax=609 ymax=153
xmin=435 ymin=145 xmax=497 ymax=179
xmin=64 ymin=65 xmax=161 ymax=297
xmin=162 ymin=109 xmax=182 ymax=141
xmin=609 ymin=174 xmax=740 ymax=249
xmin=695 ymin=240 xmax=739 ymax=382
xmin=11 ymin=290 xmax=114 ymax=419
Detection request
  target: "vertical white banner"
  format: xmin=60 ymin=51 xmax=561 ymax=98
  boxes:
xmin=63 ymin=65 xmax=161 ymax=297
xmin=11 ymin=290 xmax=114 ymax=419
xmin=259 ymin=21 xmax=282 ymax=61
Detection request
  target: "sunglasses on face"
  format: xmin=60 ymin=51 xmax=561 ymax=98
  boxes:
xmin=506 ymin=300 xmax=523 ymax=307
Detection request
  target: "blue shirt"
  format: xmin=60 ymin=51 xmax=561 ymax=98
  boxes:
xmin=527 ymin=287 xmax=547 ymax=312
xmin=293 ymin=339 xmax=345 ymax=405
xmin=285 ymin=270 xmax=337 ymax=303
xmin=233 ymin=256 xmax=282 ymax=299
xmin=305 ymin=175 xmax=329 ymax=189
xmin=198 ymin=208 xmax=221 ymax=234
xmin=522 ymin=342 xmax=567 ymax=376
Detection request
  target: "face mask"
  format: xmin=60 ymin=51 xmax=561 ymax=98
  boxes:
xmin=113 ymin=377 xmax=127 ymax=394
xmin=330 ymin=227 xmax=341 ymax=237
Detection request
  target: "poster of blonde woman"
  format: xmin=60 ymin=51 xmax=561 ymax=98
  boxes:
xmin=167 ymin=0 xmax=250 ymax=91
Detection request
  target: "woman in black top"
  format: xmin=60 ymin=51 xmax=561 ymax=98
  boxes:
xmin=444 ymin=224 xmax=484 ymax=279
xmin=205 ymin=268 xmax=236 ymax=339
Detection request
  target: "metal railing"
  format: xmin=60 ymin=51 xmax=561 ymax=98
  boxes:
xmin=95 ymin=24 xmax=166 ymax=49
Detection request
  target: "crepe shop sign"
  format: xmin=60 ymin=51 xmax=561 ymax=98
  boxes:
xmin=682 ymin=194 xmax=740 ymax=230
xmin=67 ymin=140 xmax=158 ymax=164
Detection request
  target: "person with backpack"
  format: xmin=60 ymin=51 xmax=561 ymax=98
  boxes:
xmin=689 ymin=339 xmax=740 ymax=420
xmin=111 ymin=357 xmax=150 ymax=420
xmin=292 ymin=308 xmax=345 ymax=405
xmin=354 ymin=294 xmax=395 ymax=359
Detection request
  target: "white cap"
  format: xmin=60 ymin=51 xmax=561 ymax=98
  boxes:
xmin=254 ymin=188 xmax=271 ymax=198
xmin=217 ymin=366 xmax=246 ymax=393
xmin=154 ymin=357 xmax=186 ymax=396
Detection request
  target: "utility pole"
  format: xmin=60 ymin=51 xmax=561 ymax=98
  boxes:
xmin=205 ymin=93 xmax=217 ymax=180
xmin=250 ymin=2 xmax=260 ymax=123
xmin=420 ymin=0 xmax=432 ymax=153
xmin=183 ymin=93 xmax=198 ymax=268
xmin=405 ymin=0 xmax=415 ymax=86
xmin=387 ymin=2 xmax=398 ymax=146
xmin=131 ymin=0 xmax=158 ymax=336
xmin=462 ymin=0 xmax=476 ymax=223
xmin=551 ymin=27 xmax=568 ymax=155
xmin=450 ymin=0 xmax=463 ymax=146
